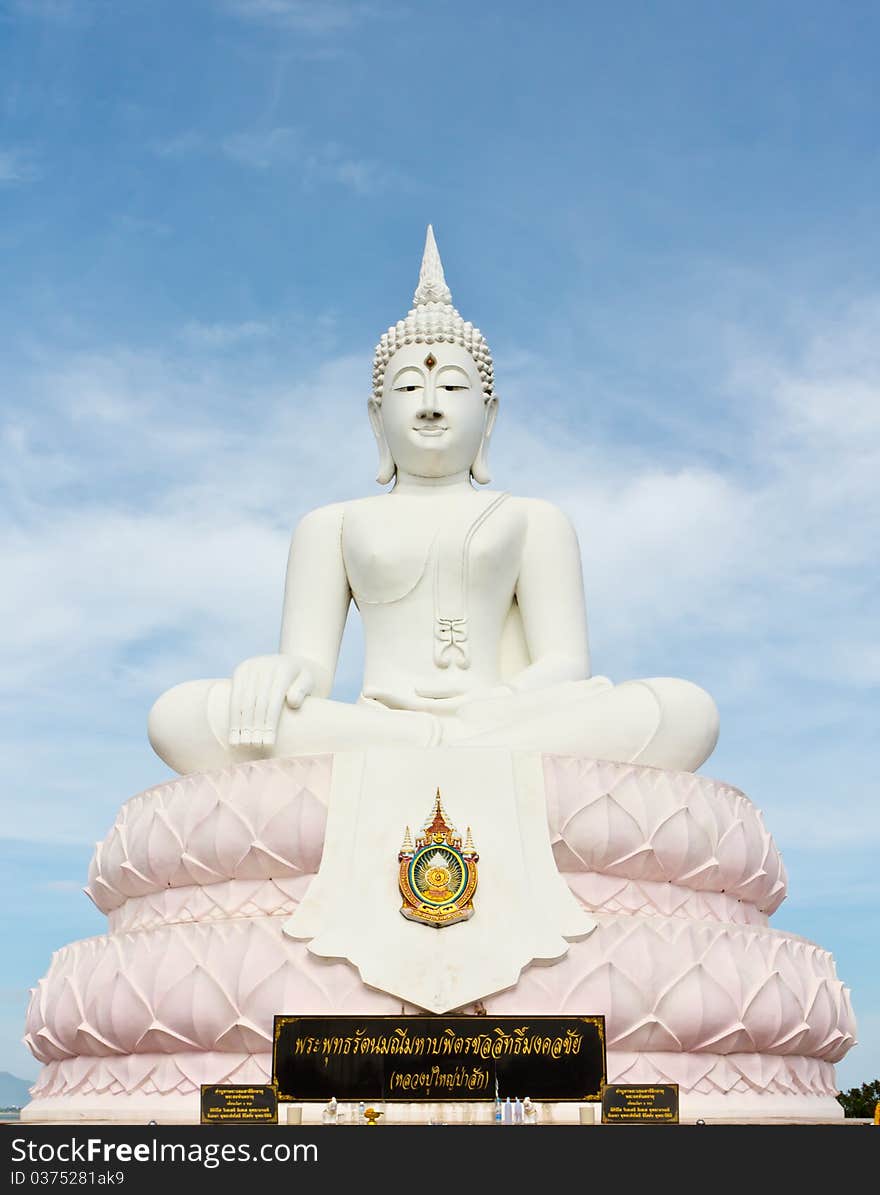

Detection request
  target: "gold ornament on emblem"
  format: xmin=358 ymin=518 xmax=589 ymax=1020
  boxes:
xmin=398 ymin=789 xmax=479 ymax=928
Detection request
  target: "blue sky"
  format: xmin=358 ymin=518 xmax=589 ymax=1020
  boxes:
xmin=1 ymin=0 xmax=878 ymax=1095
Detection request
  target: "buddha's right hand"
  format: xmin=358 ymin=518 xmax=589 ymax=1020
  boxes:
xmin=228 ymin=654 xmax=314 ymax=746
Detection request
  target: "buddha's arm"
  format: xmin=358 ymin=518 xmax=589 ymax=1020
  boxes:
xmin=278 ymin=502 xmax=351 ymax=698
xmin=509 ymin=499 xmax=591 ymax=691
xmin=228 ymin=503 xmax=351 ymax=746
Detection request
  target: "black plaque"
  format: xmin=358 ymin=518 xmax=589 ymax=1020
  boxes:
xmin=273 ymin=1014 xmax=605 ymax=1102
xmin=200 ymin=1084 xmax=278 ymax=1124
xmin=601 ymin=1083 xmax=679 ymax=1124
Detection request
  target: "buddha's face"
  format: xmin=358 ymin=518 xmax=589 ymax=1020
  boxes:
xmin=373 ymin=343 xmax=494 ymax=481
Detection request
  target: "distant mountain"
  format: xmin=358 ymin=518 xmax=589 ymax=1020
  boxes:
xmin=0 ymin=1072 xmax=33 ymax=1107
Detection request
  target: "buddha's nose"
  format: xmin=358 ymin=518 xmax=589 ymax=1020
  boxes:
xmin=415 ymin=393 xmax=444 ymax=420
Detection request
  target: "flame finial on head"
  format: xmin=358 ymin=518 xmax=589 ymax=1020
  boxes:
xmin=413 ymin=225 xmax=453 ymax=307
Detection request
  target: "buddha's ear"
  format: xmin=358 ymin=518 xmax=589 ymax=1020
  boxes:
xmin=470 ymin=396 xmax=499 ymax=486
xmin=368 ymin=398 xmax=396 ymax=485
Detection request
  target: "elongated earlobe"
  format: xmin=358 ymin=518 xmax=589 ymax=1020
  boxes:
xmin=470 ymin=396 xmax=499 ymax=486
xmin=368 ymin=398 xmax=396 ymax=485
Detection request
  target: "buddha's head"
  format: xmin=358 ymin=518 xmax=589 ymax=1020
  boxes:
xmin=369 ymin=226 xmax=498 ymax=485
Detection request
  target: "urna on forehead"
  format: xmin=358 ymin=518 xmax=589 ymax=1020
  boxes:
xmin=372 ymin=225 xmax=495 ymax=403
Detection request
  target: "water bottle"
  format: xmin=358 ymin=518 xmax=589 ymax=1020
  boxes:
xmin=514 ymin=1096 xmax=523 ymax=1125
xmin=494 ymin=1093 xmax=503 ymax=1124
xmin=502 ymin=1096 xmax=512 ymax=1124
xmin=357 ymin=1100 xmax=366 ymax=1124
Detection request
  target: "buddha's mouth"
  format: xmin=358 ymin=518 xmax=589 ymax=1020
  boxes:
xmin=413 ymin=426 xmax=448 ymax=437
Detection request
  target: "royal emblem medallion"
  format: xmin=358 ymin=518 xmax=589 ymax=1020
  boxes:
xmin=398 ymin=790 xmax=479 ymax=928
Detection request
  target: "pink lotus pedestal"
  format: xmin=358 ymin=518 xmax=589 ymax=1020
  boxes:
xmin=22 ymin=754 xmax=855 ymax=1123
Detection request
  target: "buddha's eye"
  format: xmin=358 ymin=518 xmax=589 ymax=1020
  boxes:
xmin=436 ymin=368 xmax=471 ymax=391
xmin=394 ymin=384 xmax=423 ymax=393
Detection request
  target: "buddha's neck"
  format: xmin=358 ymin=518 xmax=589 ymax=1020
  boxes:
xmin=392 ymin=469 xmax=475 ymax=494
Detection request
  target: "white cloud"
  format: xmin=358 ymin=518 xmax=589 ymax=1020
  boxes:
xmin=773 ymin=795 xmax=880 ymax=852
xmin=0 ymin=148 xmax=39 ymax=185
xmin=221 ymin=126 xmax=301 ymax=169
xmin=149 ymin=131 xmax=205 ymax=159
xmin=224 ymin=0 xmax=373 ymax=33
xmin=492 ymin=302 xmax=880 ymax=694
xmin=0 ymin=344 xmax=374 ymax=700
xmin=321 ymin=152 xmax=386 ymax=196
xmin=180 ymin=320 xmax=276 ymax=349
xmin=11 ymin=0 xmax=87 ymax=21
xmin=149 ymin=125 xmax=391 ymax=194
xmin=220 ymin=127 xmax=390 ymax=192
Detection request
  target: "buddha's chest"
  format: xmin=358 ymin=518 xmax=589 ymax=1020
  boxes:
xmin=341 ymin=494 xmax=524 ymax=609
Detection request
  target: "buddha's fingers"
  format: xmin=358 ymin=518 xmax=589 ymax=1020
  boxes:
xmin=285 ymin=666 xmax=314 ymax=711
xmin=250 ymin=665 xmax=273 ymax=744
xmin=227 ymin=669 xmax=245 ymax=745
xmin=260 ymin=664 xmax=294 ymax=745
xmin=234 ymin=669 xmax=251 ymax=740
xmin=239 ymin=663 xmax=258 ymax=744
xmin=230 ymin=660 xmax=259 ymax=745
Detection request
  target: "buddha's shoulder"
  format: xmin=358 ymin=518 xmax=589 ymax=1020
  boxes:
xmin=508 ymin=494 xmax=578 ymax=530
xmin=290 ymin=500 xmax=348 ymax=537
xmin=292 ymin=495 xmax=391 ymax=534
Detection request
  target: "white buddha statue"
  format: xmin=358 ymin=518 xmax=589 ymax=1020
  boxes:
xmin=148 ymin=227 xmax=719 ymax=777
